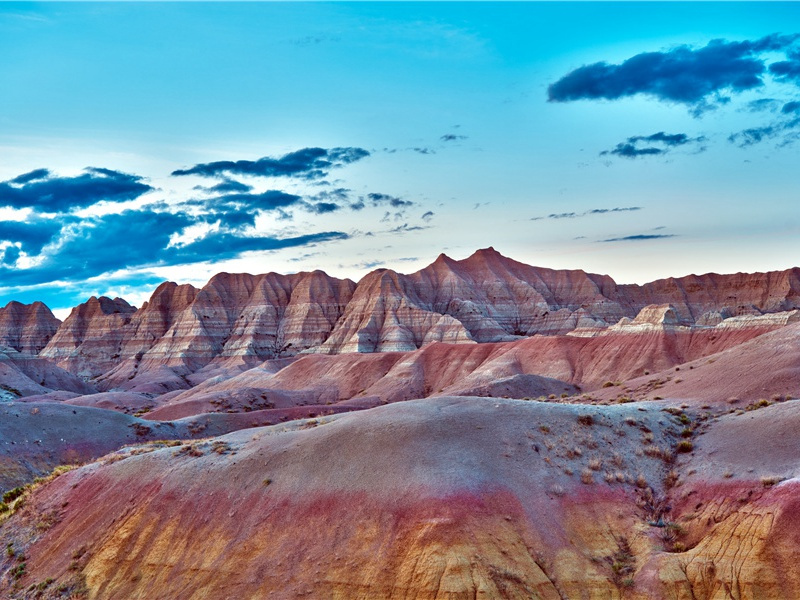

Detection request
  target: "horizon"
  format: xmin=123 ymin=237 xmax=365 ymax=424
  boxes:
xmin=2 ymin=3 xmax=800 ymax=316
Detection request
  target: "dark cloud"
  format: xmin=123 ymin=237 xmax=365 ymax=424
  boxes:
xmin=600 ymin=234 xmax=676 ymax=242
xmin=782 ymin=100 xmax=800 ymax=114
xmin=769 ymin=50 xmax=800 ymax=83
xmin=548 ymin=34 xmax=799 ymax=114
xmin=171 ymin=147 xmax=370 ymax=180
xmin=367 ymin=193 xmax=413 ymax=208
xmin=0 ymin=206 xmax=348 ymax=287
xmin=0 ymin=219 xmax=64 ymax=255
xmin=305 ymin=202 xmax=340 ymax=214
xmin=440 ymin=134 xmax=467 ymax=142
xmin=602 ymin=144 xmax=665 ymax=158
xmin=531 ymin=207 xmax=641 ymax=221
xmin=412 ymin=147 xmax=435 ymax=155
xmin=0 ymin=167 xmax=152 ymax=211
xmin=421 ymin=211 xmax=434 ymax=222
xmin=601 ymin=131 xmax=706 ymax=158
xmin=349 ymin=200 xmax=365 ymax=211
xmin=10 ymin=168 xmax=50 ymax=185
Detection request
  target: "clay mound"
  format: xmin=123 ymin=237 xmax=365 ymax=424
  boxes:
xmin=0 ymin=403 xmax=187 ymax=491
xmin=685 ymin=399 xmax=800 ymax=483
xmin=1 ymin=397 xmax=689 ymax=599
xmin=62 ymin=392 xmax=157 ymax=414
xmin=0 ymin=348 xmax=95 ymax=399
xmin=144 ymin=323 xmax=778 ymax=420
xmin=592 ymin=321 xmax=800 ymax=404
xmin=7 ymin=396 xmax=800 ymax=598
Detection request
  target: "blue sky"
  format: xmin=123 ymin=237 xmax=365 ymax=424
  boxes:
xmin=1 ymin=2 xmax=799 ymax=317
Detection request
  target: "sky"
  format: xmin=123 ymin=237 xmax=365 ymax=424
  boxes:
xmin=1 ymin=2 xmax=800 ymax=318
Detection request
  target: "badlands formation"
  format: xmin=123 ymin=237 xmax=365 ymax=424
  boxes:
xmin=1 ymin=248 xmax=800 ymax=599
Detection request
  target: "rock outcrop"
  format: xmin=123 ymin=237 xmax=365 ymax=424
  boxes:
xmin=0 ymin=301 xmax=60 ymax=355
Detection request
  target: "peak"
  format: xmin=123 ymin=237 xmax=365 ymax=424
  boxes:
xmin=470 ymin=247 xmax=505 ymax=260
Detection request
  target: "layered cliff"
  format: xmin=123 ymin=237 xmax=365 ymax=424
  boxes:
xmin=0 ymin=301 xmax=60 ymax=355
xmin=4 ymin=249 xmax=800 ymax=384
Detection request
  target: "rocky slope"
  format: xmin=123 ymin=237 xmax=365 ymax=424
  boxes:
xmin=4 ymin=396 xmax=800 ymax=599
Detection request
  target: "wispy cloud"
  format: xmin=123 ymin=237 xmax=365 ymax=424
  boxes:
xmin=599 ymin=234 xmax=676 ymax=242
xmin=171 ymin=147 xmax=370 ymax=180
xmin=601 ymin=131 xmax=706 ymax=158
xmin=531 ymin=206 xmax=641 ymax=221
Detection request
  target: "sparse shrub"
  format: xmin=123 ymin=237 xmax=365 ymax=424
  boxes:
xmin=604 ymin=471 xmax=616 ymax=484
xmin=550 ymin=483 xmax=565 ymax=497
xmin=581 ymin=469 xmax=594 ymax=484
xmin=3 ymin=487 xmax=25 ymax=504
xmin=635 ymin=474 xmax=648 ymax=489
xmin=680 ymin=428 xmax=693 ymax=438
xmin=539 ymin=424 xmax=550 ymax=434
xmin=664 ymin=470 xmax=678 ymax=492
xmin=606 ymin=537 xmax=635 ymax=587
xmin=602 ymin=381 xmax=615 ymax=388
xmin=588 ymin=458 xmax=602 ymax=471
xmin=676 ymin=440 xmax=693 ymax=453
xmin=761 ymin=475 xmax=784 ymax=487
xmin=577 ymin=414 xmax=594 ymax=426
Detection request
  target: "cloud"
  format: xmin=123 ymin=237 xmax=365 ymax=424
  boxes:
xmin=412 ymin=147 xmax=435 ymax=155
xmin=388 ymin=223 xmax=429 ymax=234
xmin=728 ymin=115 xmax=800 ymax=146
xmin=782 ymin=100 xmax=800 ymax=114
xmin=549 ymin=34 xmax=800 ymax=114
xmin=441 ymin=134 xmax=467 ymax=142
xmin=0 ymin=219 xmax=64 ymax=256
xmin=531 ymin=207 xmax=641 ymax=220
xmin=599 ymin=234 xmax=676 ymax=242
xmin=171 ymin=147 xmax=370 ymax=180
xmin=0 ymin=167 xmax=153 ymax=211
xmin=367 ymin=193 xmax=414 ymax=208
xmin=305 ymin=202 xmax=340 ymax=214
xmin=769 ymin=50 xmax=800 ymax=83
xmin=746 ymin=98 xmax=781 ymax=113
xmin=421 ymin=211 xmax=434 ymax=222
xmin=601 ymin=131 xmax=706 ymax=158
xmin=0 ymin=206 xmax=348 ymax=288
xmin=197 ymin=178 xmax=254 ymax=194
